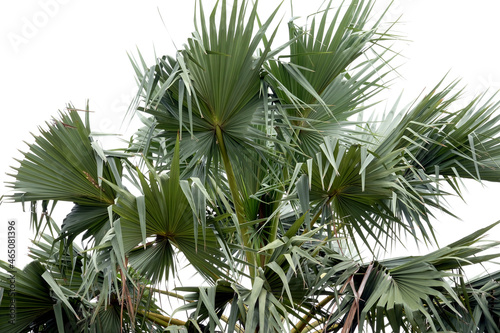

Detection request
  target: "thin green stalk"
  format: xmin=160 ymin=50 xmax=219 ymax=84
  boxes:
xmin=215 ymin=125 xmax=256 ymax=279
xmin=300 ymin=320 xmax=340 ymax=333
xmin=148 ymin=288 xmax=245 ymax=332
xmin=308 ymin=195 xmax=335 ymax=231
xmin=151 ymin=288 xmax=188 ymax=302
xmin=291 ymin=295 xmax=335 ymax=333
xmin=268 ymin=167 xmax=287 ymax=245
xmin=137 ymin=309 xmax=186 ymax=327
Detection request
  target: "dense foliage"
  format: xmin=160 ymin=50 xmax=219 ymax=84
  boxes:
xmin=2 ymin=0 xmax=500 ymax=332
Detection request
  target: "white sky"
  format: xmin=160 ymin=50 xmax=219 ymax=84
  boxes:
xmin=1 ymin=0 xmax=500 ymax=277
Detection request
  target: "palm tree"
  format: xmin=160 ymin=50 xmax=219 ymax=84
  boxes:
xmin=2 ymin=0 xmax=500 ymax=331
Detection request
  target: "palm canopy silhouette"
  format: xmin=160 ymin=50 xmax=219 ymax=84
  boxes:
xmin=2 ymin=0 xmax=500 ymax=332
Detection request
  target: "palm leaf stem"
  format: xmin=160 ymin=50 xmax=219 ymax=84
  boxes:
xmin=301 ymin=320 xmax=339 ymax=333
xmin=151 ymin=288 xmax=188 ymax=302
xmin=292 ymin=294 xmax=336 ymax=333
xmin=151 ymin=288 xmax=245 ymax=332
xmin=215 ymin=125 xmax=256 ymax=279
xmin=308 ymin=195 xmax=335 ymax=231
xmin=268 ymin=167 xmax=288 ymax=246
xmin=136 ymin=309 xmax=186 ymax=327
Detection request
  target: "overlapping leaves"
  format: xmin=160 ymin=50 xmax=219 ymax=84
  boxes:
xmin=4 ymin=0 xmax=500 ymax=332
xmin=6 ymin=108 xmax=124 ymax=244
xmin=131 ymin=0 xmax=282 ymax=173
xmin=306 ymin=221 xmax=500 ymax=332
xmin=7 ymin=108 xmax=119 ymax=206
xmin=0 ymin=228 xmax=165 ymax=333
xmin=297 ymin=136 xmax=406 ymax=251
xmin=108 ymin=139 xmax=231 ymax=284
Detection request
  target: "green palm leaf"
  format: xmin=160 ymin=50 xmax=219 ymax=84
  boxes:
xmin=306 ymin=221 xmax=500 ymax=332
xmin=0 ymin=261 xmax=66 ymax=333
xmin=298 ymin=136 xmax=408 ymax=252
xmin=7 ymin=108 xmax=118 ymax=206
xmin=108 ymin=139 xmax=231 ymax=284
xmin=6 ymin=108 xmax=124 ymax=243
xmin=5 ymin=1 xmax=500 ymax=332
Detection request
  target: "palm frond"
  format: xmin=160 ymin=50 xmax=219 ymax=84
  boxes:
xmin=7 ymin=107 xmax=118 ymax=206
xmin=107 ymin=139 xmax=233 ymax=285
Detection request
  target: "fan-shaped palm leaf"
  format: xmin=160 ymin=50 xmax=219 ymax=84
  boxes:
xmin=106 ymin=139 xmax=232 ymax=284
xmin=6 ymin=108 xmax=124 ymax=244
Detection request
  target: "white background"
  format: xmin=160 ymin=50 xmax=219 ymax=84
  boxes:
xmin=1 ymin=0 xmax=500 ymax=279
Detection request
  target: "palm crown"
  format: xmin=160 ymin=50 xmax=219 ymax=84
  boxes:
xmin=2 ymin=0 xmax=500 ymax=332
